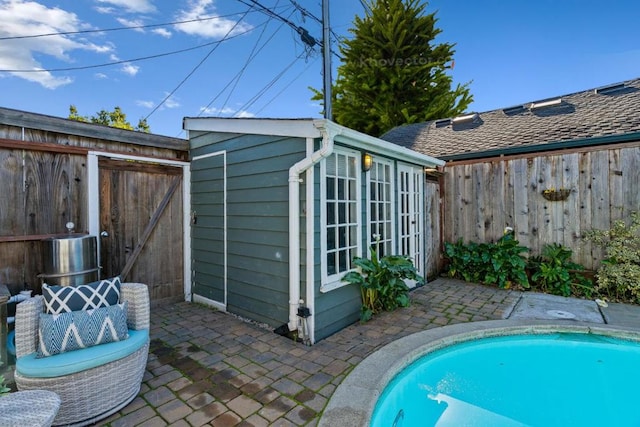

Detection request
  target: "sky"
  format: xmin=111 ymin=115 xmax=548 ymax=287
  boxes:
xmin=1 ymin=0 xmax=639 ymax=138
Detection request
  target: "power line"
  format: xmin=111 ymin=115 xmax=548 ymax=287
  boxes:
xmin=144 ymin=7 xmax=254 ymax=120
xmin=0 ymin=25 xmax=260 ymax=73
xmin=239 ymin=0 xmax=344 ymax=61
xmin=288 ymin=0 xmax=340 ymax=42
xmin=234 ymin=55 xmax=301 ymax=114
xmin=209 ymin=4 xmax=293 ymax=116
xmin=254 ymin=56 xmax=319 ymax=115
xmin=289 ymin=0 xmax=321 ymax=24
xmin=0 ymin=8 xmax=283 ymax=41
xmin=236 ymin=0 xmax=319 ymax=49
xmin=217 ymin=11 xmax=283 ymax=114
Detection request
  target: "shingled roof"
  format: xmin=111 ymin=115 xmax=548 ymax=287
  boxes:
xmin=381 ymin=77 xmax=640 ymax=161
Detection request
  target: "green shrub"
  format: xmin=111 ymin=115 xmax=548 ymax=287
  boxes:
xmin=342 ymin=246 xmax=423 ymax=322
xmin=527 ymin=243 xmax=593 ymax=298
xmin=0 ymin=375 xmax=10 ymax=396
xmin=444 ymin=234 xmax=529 ymax=289
xmin=584 ymin=212 xmax=640 ymax=302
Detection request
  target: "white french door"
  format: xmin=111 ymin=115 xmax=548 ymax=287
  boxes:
xmin=398 ymin=164 xmax=425 ymax=282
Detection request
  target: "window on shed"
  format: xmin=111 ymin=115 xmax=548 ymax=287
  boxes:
xmin=368 ymin=159 xmax=394 ymax=257
xmin=325 ymin=151 xmax=359 ymax=279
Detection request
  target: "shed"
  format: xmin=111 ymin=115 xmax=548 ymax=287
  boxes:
xmin=0 ymin=107 xmax=190 ymax=303
xmin=184 ymin=118 xmax=444 ymax=343
xmin=382 ymin=78 xmax=640 ymax=270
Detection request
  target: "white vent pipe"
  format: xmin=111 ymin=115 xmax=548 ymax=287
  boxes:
xmin=287 ymin=120 xmax=338 ymax=331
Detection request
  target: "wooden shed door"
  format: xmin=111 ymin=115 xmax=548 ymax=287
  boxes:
xmin=99 ymin=157 xmax=184 ymax=302
xmin=398 ymin=164 xmax=425 ymax=281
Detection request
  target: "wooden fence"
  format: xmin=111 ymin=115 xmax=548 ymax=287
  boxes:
xmin=0 ymin=109 xmax=188 ymax=302
xmin=441 ymin=142 xmax=640 ymax=270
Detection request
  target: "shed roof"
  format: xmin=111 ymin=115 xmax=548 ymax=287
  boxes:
xmin=184 ymin=117 xmax=444 ymax=167
xmin=381 ymin=77 xmax=640 ymax=161
xmin=0 ymin=107 xmax=188 ymax=151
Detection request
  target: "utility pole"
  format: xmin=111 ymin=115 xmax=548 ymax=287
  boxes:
xmin=322 ymin=0 xmax=332 ymax=120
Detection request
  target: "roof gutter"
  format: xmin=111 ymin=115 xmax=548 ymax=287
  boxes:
xmin=440 ymin=132 xmax=640 ymax=162
xmin=332 ymin=123 xmax=444 ymax=167
xmin=287 ymin=120 xmax=338 ymax=333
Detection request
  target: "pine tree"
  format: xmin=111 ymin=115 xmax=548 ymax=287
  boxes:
xmin=324 ymin=0 xmax=472 ymax=137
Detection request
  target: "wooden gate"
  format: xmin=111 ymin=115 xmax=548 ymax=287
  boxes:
xmin=99 ymin=157 xmax=184 ymax=302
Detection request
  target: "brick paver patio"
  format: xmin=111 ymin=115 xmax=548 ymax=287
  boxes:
xmin=99 ymin=278 xmax=521 ymax=426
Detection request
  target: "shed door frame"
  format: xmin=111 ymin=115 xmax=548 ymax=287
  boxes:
xmin=398 ymin=163 xmax=425 ymax=281
xmin=190 ymin=150 xmax=227 ymax=311
xmin=87 ymin=151 xmax=191 ymax=300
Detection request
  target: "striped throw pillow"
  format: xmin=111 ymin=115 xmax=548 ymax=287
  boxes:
xmin=42 ymin=276 xmax=121 ymax=314
xmin=37 ymin=302 xmax=129 ymax=358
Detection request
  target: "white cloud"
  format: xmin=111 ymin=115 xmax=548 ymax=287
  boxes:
xmin=0 ymin=1 xmax=111 ymax=89
xmin=86 ymin=42 xmax=114 ymax=54
xmin=116 ymin=17 xmax=145 ymax=33
xmin=96 ymin=0 xmax=155 ymax=14
xmin=152 ymin=28 xmax=172 ymax=38
xmin=113 ymin=17 xmax=173 ymax=37
xmin=200 ymin=106 xmax=233 ymax=115
xmin=2 ymin=68 xmax=73 ymax=89
xmin=199 ymin=106 xmax=254 ymax=117
xmin=120 ymin=63 xmax=139 ymax=76
xmin=94 ymin=72 xmax=108 ymax=79
xmin=235 ymin=110 xmax=255 ymax=118
xmin=95 ymin=6 xmax=114 ymax=14
xmin=136 ymin=100 xmax=155 ymax=108
xmin=174 ymin=0 xmax=252 ymax=38
xmin=163 ymin=94 xmax=180 ymax=109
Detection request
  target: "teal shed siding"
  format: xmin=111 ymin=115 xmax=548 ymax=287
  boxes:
xmin=314 ymin=284 xmax=361 ymax=340
xmin=190 ymin=132 xmax=307 ymax=327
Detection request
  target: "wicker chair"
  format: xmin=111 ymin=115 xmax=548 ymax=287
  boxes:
xmin=13 ymin=282 xmax=150 ymax=427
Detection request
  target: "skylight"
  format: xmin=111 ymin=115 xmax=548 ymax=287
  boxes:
xmin=452 ymin=113 xmax=478 ymax=124
xmin=594 ymin=83 xmax=626 ymax=95
xmin=503 ymin=105 xmax=525 ymax=115
xmin=530 ymin=98 xmax=562 ymax=110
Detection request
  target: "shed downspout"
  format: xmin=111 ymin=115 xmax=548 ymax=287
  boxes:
xmin=287 ymin=120 xmax=337 ymax=331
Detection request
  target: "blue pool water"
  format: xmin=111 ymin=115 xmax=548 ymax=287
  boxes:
xmin=371 ymin=333 xmax=640 ymax=427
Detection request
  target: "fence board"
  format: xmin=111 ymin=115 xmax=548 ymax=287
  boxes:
xmin=447 ymin=165 xmax=460 ymax=242
xmin=527 ymin=157 xmax=542 ymax=254
xmin=621 ymin=147 xmax=640 ymax=218
xmin=472 ymin=163 xmax=486 ymax=243
xmin=538 ymin=155 xmax=554 ymax=251
xmin=577 ymin=152 xmax=593 ymax=267
xmin=590 ymin=151 xmax=610 ymax=266
xmin=511 ymin=158 xmax=530 ymax=244
xmin=551 ymin=155 xmax=565 ymax=245
xmin=0 ymin=150 xmax=23 ymax=236
xmin=504 ymin=160 xmax=515 ymax=232
xmin=489 ymin=161 xmax=506 ymax=240
xmin=609 ymin=149 xmax=624 ymax=222
xmin=562 ymin=153 xmax=580 ymax=248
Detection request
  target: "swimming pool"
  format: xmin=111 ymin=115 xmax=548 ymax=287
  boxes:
xmin=372 ymin=332 xmax=640 ymax=426
xmin=319 ymin=321 xmax=640 ymax=427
